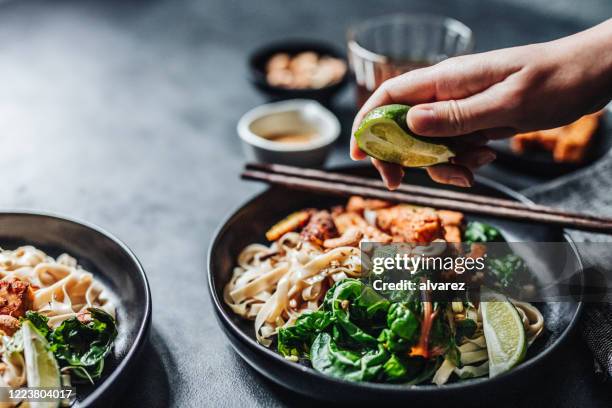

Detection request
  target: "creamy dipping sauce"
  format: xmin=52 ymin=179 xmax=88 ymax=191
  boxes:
xmin=264 ymin=131 xmax=320 ymax=145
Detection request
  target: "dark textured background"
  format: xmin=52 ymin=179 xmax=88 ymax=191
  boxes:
xmin=0 ymin=0 xmax=610 ymax=406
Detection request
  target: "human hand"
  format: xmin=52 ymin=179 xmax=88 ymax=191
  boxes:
xmin=351 ymin=19 xmax=612 ymax=189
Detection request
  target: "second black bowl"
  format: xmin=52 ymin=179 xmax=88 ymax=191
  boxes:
xmin=248 ymin=39 xmax=350 ymax=103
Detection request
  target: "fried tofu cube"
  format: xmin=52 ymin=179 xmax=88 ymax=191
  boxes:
xmin=376 ymin=205 xmax=443 ymax=244
xmin=346 ymin=196 xmax=392 ymax=213
xmin=300 ymin=210 xmax=338 ymax=246
xmin=0 ymin=279 xmax=34 ymax=318
xmin=0 ymin=315 xmax=20 ymax=336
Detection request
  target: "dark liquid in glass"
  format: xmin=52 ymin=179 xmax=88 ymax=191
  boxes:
xmin=355 ymin=60 xmax=432 ymax=107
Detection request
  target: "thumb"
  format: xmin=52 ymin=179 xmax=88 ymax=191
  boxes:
xmin=407 ymin=93 xmax=505 ymax=137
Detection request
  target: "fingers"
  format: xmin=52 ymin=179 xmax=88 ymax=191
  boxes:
xmin=426 ymin=164 xmax=474 ymax=188
xmin=351 ymin=69 xmax=438 ymax=134
xmin=371 ymin=158 xmax=404 ymax=190
xmin=426 ymin=146 xmax=497 ymax=188
xmin=407 ymin=86 xmax=512 ymax=137
xmin=350 ymin=135 xmax=368 ymax=160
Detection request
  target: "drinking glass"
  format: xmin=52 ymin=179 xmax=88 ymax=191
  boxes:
xmin=348 ymin=14 xmax=474 ymax=107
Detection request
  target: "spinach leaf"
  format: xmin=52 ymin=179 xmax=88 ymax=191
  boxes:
xmin=464 ymin=221 xmax=503 ymax=244
xmin=324 ymin=279 xmax=387 ymax=347
xmin=50 ymin=308 xmax=117 ymax=381
xmin=23 ymin=311 xmax=50 ymax=338
xmin=310 ymin=332 xmax=388 ymax=382
xmin=487 ymin=253 xmax=525 ymax=288
xmin=381 ymin=352 xmax=428 ymax=382
xmin=277 ymin=310 xmax=332 ymax=358
xmin=387 ymin=303 xmax=419 ymax=341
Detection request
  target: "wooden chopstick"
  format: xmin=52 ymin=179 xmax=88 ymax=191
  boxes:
xmin=246 ymin=162 xmax=607 ymax=222
xmin=241 ymin=166 xmax=612 ymax=234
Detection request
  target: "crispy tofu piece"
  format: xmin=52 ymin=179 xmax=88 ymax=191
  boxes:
xmin=0 ymin=279 xmax=34 ymax=318
xmin=0 ymin=315 xmax=20 ymax=336
xmin=323 ymin=227 xmax=363 ymax=249
xmin=437 ymin=210 xmax=465 ymax=243
xmin=511 ymin=112 xmax=602 ymax=163
xmin=332 ymin=211 xmax=368 ymax=233
xmin=346 ymin=196 xmax=392 ymax=213
xmin=300 ymin=210 xmax=338 ymax=246
xmin=265 ymin=210 xmax=312 ymax=241
xmin=437 ymin=210 xmax=464 ymax=227
xmin=553 ymin=112 xmax=601 ymax=162
xmin=443 ymin=226 xmax=462 ymax=243
xmin=376 ymin=205 xmax=443 ymax=244
xmin=332 ymin=212 xmax=392 ymax=243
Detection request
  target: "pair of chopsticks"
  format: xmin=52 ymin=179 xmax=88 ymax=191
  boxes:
xmin=241 ymin=162 xmax=612 ymax=234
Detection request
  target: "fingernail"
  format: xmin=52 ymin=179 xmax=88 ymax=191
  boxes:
xmin=408 ymin=107 xmax=436 ymax=134
xmin=450 ymin=176 xmax=471 ymax=187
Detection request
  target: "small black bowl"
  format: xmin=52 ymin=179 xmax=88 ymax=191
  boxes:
xmin=248 ymin=39 xmax=350 ymax=103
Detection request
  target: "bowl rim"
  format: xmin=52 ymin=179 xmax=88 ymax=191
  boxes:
xmin=237 ymin=99 xmax=341 ymax=152
xmin=206 ymin=166 xmax=584 ymax=394
xmin=0 ymin=209 xmax=152 ymax=407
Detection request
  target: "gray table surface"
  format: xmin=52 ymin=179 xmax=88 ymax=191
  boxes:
xmin=0 ymin=0 xmax=610 ymax=407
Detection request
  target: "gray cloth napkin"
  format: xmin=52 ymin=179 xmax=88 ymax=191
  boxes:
xmin=522 ymin=150 xmax=612 ymax=378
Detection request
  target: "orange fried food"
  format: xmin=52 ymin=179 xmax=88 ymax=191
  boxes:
xmin=323 ymin=228 xmax=363 ymax=249
xmin=376 ymin=206 xmax=443 ymax=244
xmin=437 ymin=210 xmax=464 ymax=242
xmin=0 ymin=279 xmax=34 ymax=318
xmin=437 ymin=210 xmax=464 ymax=227
xmin=333 ymin=211 xmax=368 ymax=233
xmin=266 ymin=210 xmax=312 ymax=241
xmin=443 ymin=226 xmax=462 ymax=243
xmin=346 ymin=196 xmax=392 ymax=213
xmin=300 ymin=210 xmax=338 ymax=246
xmin=332 ymin=212 xmax=392 ymax=243
xmin=511 ymin=112 xmax=602 ymax=163
xmin=0 ymin=315 xmax=20 ymax=336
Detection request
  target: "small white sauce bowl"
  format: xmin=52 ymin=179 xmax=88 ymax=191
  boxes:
xmin=237 ymin=99 xmax=340 ymax=167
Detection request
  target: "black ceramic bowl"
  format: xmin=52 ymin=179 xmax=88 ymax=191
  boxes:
xmin=248 ymin=39 xmax=350 ymax=103
xmin=0 ymin=211 xmax=151 ymax=408
xmin=207 ymin=166 xmax=583 ymax=403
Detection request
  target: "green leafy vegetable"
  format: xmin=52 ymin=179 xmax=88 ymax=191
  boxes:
xmin=23 ymin=308 xmax=117 ymax=382
xmin=324 ymin=279 xmax=387 ymax=347
xmin=387 ymin=303 xmax=419 ymax=341
xmin=463 ymin=221 xmax=503 ymax=244
xmin=278 ymin=279 xmax=452 ymax=384
xmin=487 ymin=254 xmax=526 ymax=288
xmin=277 ymin=310 xmax=332 ymax=358
xmin=310 ymin=332 xmax=388 ymax=382
xmin=23 ymin=311 xmax=50 ymax=338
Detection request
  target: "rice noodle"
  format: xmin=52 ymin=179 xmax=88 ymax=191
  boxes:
xmin=224 ymin=232 xmax=360 ymax=346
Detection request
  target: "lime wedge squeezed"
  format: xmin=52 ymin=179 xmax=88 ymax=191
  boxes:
xmin=22 ymin=320 xmax=61 ymax=408
xmin=480 ymin=288 xmax=527 ymax=378
xmin=355 ymin=104 xmax=455 ymax=167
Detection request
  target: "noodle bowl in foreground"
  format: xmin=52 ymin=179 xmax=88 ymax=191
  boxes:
xmin=225 ymin=196 xmax=544 ymax=385
xmin=0 ymin=245 xmax=118 ymax=404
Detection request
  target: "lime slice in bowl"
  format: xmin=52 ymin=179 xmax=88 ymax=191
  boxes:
xmin=22 ymin=320 xmax=61 ymax=408
xmin=480 ymin=288 xmax=527 ymax=378
xmin=354 ymin=104 xmax=455 ymax=167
